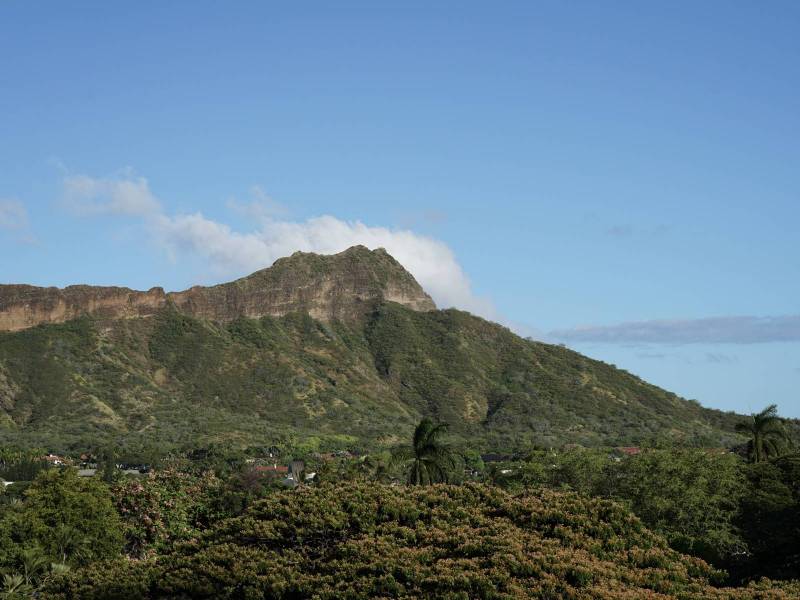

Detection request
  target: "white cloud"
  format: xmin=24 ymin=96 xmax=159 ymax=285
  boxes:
xmin=62 ymin=172 xmax=497 ymax=319
xmin=0 ymin=199 xmax=28 ymax=230
xmin=155 ymin=212 xmax=496 ymax=317
xmin=63 ymin=170 xmax=161 ymax=217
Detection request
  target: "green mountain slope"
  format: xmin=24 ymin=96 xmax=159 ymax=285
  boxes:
xmin=0 ymin=296 xmax=746 ymax=453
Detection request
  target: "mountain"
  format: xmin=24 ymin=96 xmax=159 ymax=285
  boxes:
xmin=0 ymin=246 xmax=745 ymax=452
xmin=0 ymin=246 xmax=435 ymax=332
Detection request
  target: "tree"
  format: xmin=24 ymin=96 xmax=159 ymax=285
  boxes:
xmin=40 ymin=482 xmax=800 ymax=599
xmin=0 ymin=545 xmax=71 ymax=599
xmin=0 ymin=469 xmax=123 ymax=570
xmin=339 ymin=452 xmax=391 ymax=483
xmin=113 ymin=469 xmax=224 ymax=557
xmin=599 ymin=449 xmax=747 ymax=566
xmin=394 ymin=418 xmax=458 ymax=485
xmin=736 ymin=455 xmax=800 ymax=581
xmin=0 ymin=573 xmax=33 ymax=600
xmin=736 ymin=404 xmax=790 ymax=463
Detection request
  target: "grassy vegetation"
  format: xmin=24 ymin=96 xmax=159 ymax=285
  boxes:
xmin=0 ymin=303 xmax=765 ymax=454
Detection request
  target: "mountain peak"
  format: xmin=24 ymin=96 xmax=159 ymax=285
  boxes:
xmin=0 ymin=246 xmax=436 ymax=332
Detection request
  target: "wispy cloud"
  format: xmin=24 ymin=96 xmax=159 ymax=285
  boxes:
xmin=552 ymin=315 xmax=800 ymax=344
xmin=397 ymin=209 xmax=448 ymax=229
xmin=636 ymin=352 xmax=668 ymax=359
xmin=62 ymin=169 xmax=161 ymax=217
xmin=606 ymin=224 xmax=634 ymax=238
xmin=61 ymin=170 xmax=497 ymax=319
xmin=0 ymin=199 xmax=35 ymax=243
xmin=226 ymin=186 xmax=287 ymax=222
xmin=705 ymin=352 xmax=738 ymax=364
xmin=0 ymin=199 xmax=28 ymax=230
xmin=633 ymin=350 xmax=738 ymax=364
xmin=603 ymin=223 xmax=671 ymax=239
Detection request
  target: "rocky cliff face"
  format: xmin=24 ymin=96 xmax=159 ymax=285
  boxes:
xmin=0 ymin=284 xmax=167 ymax=333
xmin=0 ymin=246 xmax=435 ymax=332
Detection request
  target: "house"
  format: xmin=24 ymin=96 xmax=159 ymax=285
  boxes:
xmin=254 ymin=464 xmax=289 ymax=477
xmin=42 ymin=454 xmax=69 ymax=466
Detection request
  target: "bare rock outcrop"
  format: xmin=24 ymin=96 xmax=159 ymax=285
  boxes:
xmin=0 ymin=246 xmax=436 ymax=332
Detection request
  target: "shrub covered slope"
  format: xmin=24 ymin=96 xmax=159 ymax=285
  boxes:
xmin=42 ymin=482 xmax=800 ymax=599
xmin=0 ymin=302 xmax=750 ymax=451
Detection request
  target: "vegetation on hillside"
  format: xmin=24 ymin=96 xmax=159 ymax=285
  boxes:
xmin=0 ymin=305 xmax=768 ymax=454
xmin=1 ymin=302 xmax=798 ymax=597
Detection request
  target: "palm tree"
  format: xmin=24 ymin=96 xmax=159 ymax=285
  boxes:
xmin=736 ymin=404 xmax=790 ymax=463
xmin=1 ymin=574 xmax=33 ymax=600
xmin=52 ymin=525 xmax=91 ymax=565
xmin=349 ymin=453 xmax=390 ymax=482
xmin=394 ymin=418 xmax=458 ymax=485
xmin=19 ymin=546 xmax=49 ymax=587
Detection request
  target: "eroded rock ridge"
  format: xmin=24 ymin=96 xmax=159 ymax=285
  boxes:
xmin=0 ymin=246 xmax=435 ymax=331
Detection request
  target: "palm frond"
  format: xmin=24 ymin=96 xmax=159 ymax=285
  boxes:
xmin=390 ymin=446 xmax=415 ymax=462
xmin=412 ymin=418 xmax=435 ymax=452
xmin=756 ymin=404 xmax=779 ymax=420
xmin=426 ymin=423 xmax=450 ymax=444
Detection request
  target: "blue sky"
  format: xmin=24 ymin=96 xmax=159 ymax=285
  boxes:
xmin=1 ymin=1 xmax=798 ymax=417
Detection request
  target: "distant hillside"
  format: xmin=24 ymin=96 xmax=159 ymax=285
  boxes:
xmin=0 ymin=247 xmax=748 ymax=452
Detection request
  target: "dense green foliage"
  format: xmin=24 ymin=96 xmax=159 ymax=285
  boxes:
xmin=492 ymin=446 xmax=800 ymax=582
xmin=737 ymin=455 xmax=800 ymax=580
xmin=113 ymin=469 xmax=222 ymax=558
xmin=0 ymin=469 xmax=123 ymax=588
xmin=603 ymin=450 xmax=747 ymax=565
xmin=40 ymin=482 xmax=800 ymax=599
xmin=504 ymin=449 xmax=749 ymax=566
xmin=0 ymin=304 xmax=760 ymax=454
xmin=1 ymin=292 xmax=797 ymax=596
xmin=1 ymin=436 xmax=798 ymax=598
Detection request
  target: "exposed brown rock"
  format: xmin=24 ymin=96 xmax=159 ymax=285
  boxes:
xmin=0 ymin=284 xmax=166 ymax=332
xmin=0 ymin=246 xmax=435 ymax=332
